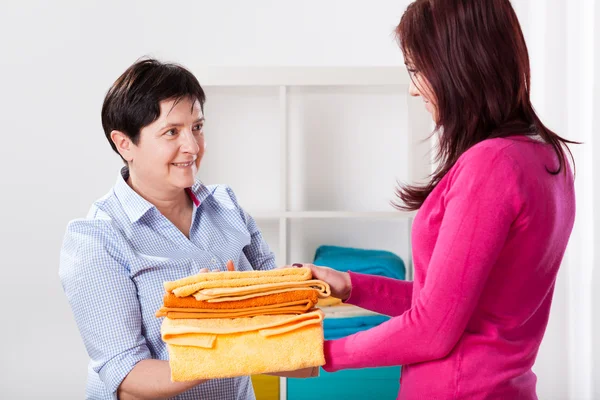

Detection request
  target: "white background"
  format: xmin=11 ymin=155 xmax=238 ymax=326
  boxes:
xmin=0 ymin=1 xmax=598 ymax=399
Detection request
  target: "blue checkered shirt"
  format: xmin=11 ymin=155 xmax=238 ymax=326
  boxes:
xmin=59 ymin=167 xmax=276 ymax=399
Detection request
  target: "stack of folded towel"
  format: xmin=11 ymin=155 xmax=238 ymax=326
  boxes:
xmin=156 ymin=267 xmax=330 ymax=381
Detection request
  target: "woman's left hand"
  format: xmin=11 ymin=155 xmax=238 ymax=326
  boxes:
xmin=285 ymin=263 xmax=352 ymax=301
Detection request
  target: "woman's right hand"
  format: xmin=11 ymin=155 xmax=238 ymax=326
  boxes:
xmin=290 ymin=263 xmax=352 ymax=301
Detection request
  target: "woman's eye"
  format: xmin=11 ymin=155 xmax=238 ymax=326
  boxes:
xmin=165 ymin=129 xmax=177 ymax=136
xmin=192 ymin=124 xmax=204 ymax=132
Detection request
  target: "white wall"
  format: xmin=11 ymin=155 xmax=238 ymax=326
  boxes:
xmin=0 ymin=1 xmax=596 ymax=399
xmin=594 ymin=1 xmax=600 ymax=397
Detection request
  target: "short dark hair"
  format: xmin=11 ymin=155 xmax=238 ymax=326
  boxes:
xmin=101 ymin=58 xmax=206 ymax=157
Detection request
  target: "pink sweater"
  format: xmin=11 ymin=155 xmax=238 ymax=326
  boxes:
xmin=323 ymin=137 xmax=575 ymax=399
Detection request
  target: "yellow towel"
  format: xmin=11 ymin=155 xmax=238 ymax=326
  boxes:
xmin=162 ymin=310 xmax=323 ymax=338
xmin=165 ymin=267 xmax=312 ymax=296
xmin=192 ymin=280 xmax=331 ymax=301
xmin=162 ymin=311 xmax=325 ymax=380
xmin=163 ymin=289 xmax=318 ymax=309
xmin=156 ymin=300 xmax=315 ymax=319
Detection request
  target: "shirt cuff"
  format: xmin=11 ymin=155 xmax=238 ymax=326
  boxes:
xmin=97 ymin=344 xmax=151 ymax=397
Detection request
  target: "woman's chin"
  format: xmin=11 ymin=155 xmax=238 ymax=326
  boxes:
xmin=170 ymin=174 xmax=196 ymax=189
xmin=166 ymin=165 xmax=198 ymax=189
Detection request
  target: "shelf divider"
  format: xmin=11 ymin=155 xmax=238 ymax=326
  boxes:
xmin=279 ymin=84 xmax=289 ymax=400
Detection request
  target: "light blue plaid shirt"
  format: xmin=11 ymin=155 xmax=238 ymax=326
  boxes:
xmin=60 ymin=167 xmax=276 ymax=399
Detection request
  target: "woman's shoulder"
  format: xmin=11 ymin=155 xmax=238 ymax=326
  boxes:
xmin=62 ymin=190 xmax=124 ymax=253
xmin=63 ymin=214 xmax=120 ymax=260
xmin=455 ymin=135 xmax=560 ymax=180
xmin=462 ymin=135 xmax=551 ymax=161
xmin=440 ymin=137 xmax=531 ymax=204
xmin=60 ymin=201 xmax=127 ymax=279
xmin=461 ymin=137 xmax=522 ymax=161
xmin=451 ymin=136 xmax=548 ymax=179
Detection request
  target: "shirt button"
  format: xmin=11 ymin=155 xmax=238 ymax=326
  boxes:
xmin=211 ymin=258 xmax=217 ymax=264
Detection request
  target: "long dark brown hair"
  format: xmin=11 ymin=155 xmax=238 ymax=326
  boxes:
xmin=394 ymin=0 xmax=576 ymax=211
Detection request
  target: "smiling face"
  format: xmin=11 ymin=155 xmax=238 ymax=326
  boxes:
xmin=112 ymin=96 xmax=205 ymax=192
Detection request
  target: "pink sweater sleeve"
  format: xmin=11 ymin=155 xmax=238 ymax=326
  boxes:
xmin=323 ymin=149 xmax=523 ymax=371
xmin=345 ymin=271 xmax=413 ymax=316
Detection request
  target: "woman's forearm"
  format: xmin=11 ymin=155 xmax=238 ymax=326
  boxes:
xmin=345 ymin=272 xmax=413 ymax=316
xmin=118 ymin=359 xmax=206 ymax=400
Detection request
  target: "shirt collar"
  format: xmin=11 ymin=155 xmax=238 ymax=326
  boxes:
xmin=188 ymin=178 xmax=213 ymax=208
xmin=113 ymin=166 xmax=213 ymax=224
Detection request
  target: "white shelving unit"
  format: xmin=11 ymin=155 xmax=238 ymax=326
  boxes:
xmin=194 ymin=66 xmax=432 ymax=400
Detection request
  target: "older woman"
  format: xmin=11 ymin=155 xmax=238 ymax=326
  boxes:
xmin=60 ymin=59 xmax=275 ymax=400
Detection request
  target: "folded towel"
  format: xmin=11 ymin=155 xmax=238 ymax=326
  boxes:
xmin=192 ymin=280 xmax=330 ymax=301
xmin=314 ymin=245 xmax=405 ymax=280
xmin=198 ymin=288 xmax=319 ymax=303
xmin=156 ymin=299 xmax=316 ymax=319
xmin=163 ymin=289 xmax=318 ymax=309
xmin=162 ymin=311 xmax=326 ymax=380
xmin=165 ymin=267 xmax=312 ymax=297
xmin=167 ymin=326 xmax=324 ymax=380
xmin=158 ymin=307 xmax=312 ymax=319
xmin=162 ymin=310 xmax=324 ymax=339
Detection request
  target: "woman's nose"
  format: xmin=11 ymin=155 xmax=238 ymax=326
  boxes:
xmin=180 ymin=130 xmax=200 ymax=154
xmin=408 ymin=79 xmax=420 ymax=97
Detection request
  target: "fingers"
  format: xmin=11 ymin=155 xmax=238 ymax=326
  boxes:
xmin=293 ymin=263 xmax=317 ymax=269
xmin=199 ymin=268 xmax=209 ymax=273
xmin=226 ymin=260 xmax=235 ymax=271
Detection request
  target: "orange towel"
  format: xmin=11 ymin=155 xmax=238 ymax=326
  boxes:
xmin=157 ymin=306 xmax=312 ymax=319
xmin=163 ymin=289 xmax=318 ymax=309
xmin=156 ymin=298 xmax=318 ymax=319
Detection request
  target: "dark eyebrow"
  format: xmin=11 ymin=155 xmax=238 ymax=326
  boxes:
xmin=158 ymin=117 xmax=205 ymax=131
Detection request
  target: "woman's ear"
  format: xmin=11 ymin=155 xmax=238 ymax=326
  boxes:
xmin=110 ymin=130 xmax=134 ymax=162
